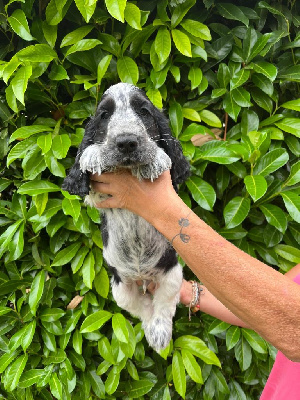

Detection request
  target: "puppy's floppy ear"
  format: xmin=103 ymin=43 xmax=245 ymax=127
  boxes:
xmin=62 ymin=118 xmax=96 ymax=197
xmin=153 ymin=108 xmax=190 ymax=190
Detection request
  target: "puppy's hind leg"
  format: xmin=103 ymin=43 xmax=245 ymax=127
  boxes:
xmin=111 ymin=279 xmax=154 ymax=325
xmin=144 ymin=264 xmax=182 ymax=352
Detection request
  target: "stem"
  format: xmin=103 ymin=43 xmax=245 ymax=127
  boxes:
xmin=223 ymin=112 xmax=228 ymax=141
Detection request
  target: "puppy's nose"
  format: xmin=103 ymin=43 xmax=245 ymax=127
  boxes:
xmin=116 ymin=135 xmax=138 ymax=154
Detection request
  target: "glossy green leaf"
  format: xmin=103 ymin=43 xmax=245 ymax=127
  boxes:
xmin=105 ymin=365 xmax=120 ymax=394
xmin=146 ymin=88 xmax=162 ymax=109
xmin=97 ymin=54 xmax=113 ymax=85
xmin=124 ymin=2 xmax=141 ymax=30
xmin=186 ymin=176 xmax=216 ymax=211
xmin=17 ymin=44 xmax=57 ymax=62
xmin=223 ymin=92 xmax=241 ymax=121
xmin=21 ymin=320 xmax=36 ymax=351
xmin=181 ymin=19 xmax=211 ymax=40
xmin=253 ymin=149 xmax=289 ymax=176
xmin=82 ymin=250 xmax=95 ymax=289
xmin=39 ymin=308 xmax=65 ymax=322
xmin=98 ymin=336 xmax=115 ymax=364
xmin=37 ymin=133 xmax=52 ymax=154
xmin=216 ymin=3 xmax=249 ymax=26
xmin=49 ymin=64 xmax=68 ymax=80
xmin=18 ymin=180 xmax=60 ymax=195
xmin=19 ymin=369 xmax=46 ymax=388
xmin=181 ymin=349 xmax=203 ymax=384
xmin=259 ymin=204 xmax=287 ymax=234
xmin=197 ymin=141 xmax=240 ymax=164
xmin=275 ymin=118 xmax=300 ymax=138
xmin=170 ymin=0 xmax=196 ymax=28
xmin=52 ymin=242 xmax=81 ymax=267
xmin=29 ymin=270 xmax=46 ymax=315
xmin=174 ymin=335 xmax=221 ymax=366
xmin=62 ymin=197 xmax=81 ymax=221
xmin=8 ymin=9 xmax=34 ymax=41
xmin=155 ymin=28 xmax=171 ymax=64
xmin=41 ymin=327 xmax=56 ymax=352
xmin=199 ymin=110 xmax=222 ymax=127
xmin=182 ymin=108 xmax=201 ymax=122
xmin=278 ymin=65 xmax=300 ymax=82
xmin=49 ymin=373 xmax=63 ymax=400
xmin=251 ymin=87 xmax=273 ymax=113
xmin=244 ymin=175 xmax=267 ymax=202
xmin=74 ymin=0 xmax=97 ymax=22
xmin=52 ymin=134 xmax=71 ymax=159
xmin=280 ymin=98 xmax=300 ymax=112
xmin=252 ymin=73 xmax=273 ymax=96
xmin=171 ymin=29 xmax=192 ymax=57
xmin=4 ymin=354 xmax=28 ymax=391
xmin=180 ymin=123 xmax=206 ymax=141
xmin=242 ymin=329 xmax=268 ymax=354
xmin=258 ymin=1 xmax=285 ymax=17
xmin=231 ymin=87 xmax=252 ymax=107
xmin=235 ymin=337 xmax=252 ymax=371
xmin=224 ymin=197 xmax=251 ymax=229
xmin=117 ymin=56 xmax=139 ymax=85
xmin=169 ymin=101 xmax=183 ymax=137
xmin=9 ymin=125 xmax=51 ymax=143
xmin=65 ymin=309 xmax=82 ymax=334
xmin=46 ymin=0 xmax=69 ymax=25
xmin=274 ymin=245 xmax=300 ymax=263
xmin=286 ymin=160 xmax=300 ymax=186
xmin=112 ymin=313 xmax=129 ymax=343
xmin=65 ymin=39 xmax=101 ymax=57
xmin=226 ymin=326 xmax=241 ymax=351
xmin=42 ymin=21 xmax=57 ymax=48
xmin=61 ymin=26 xmax=93 ymax=47
xmin=230 ymin=69 xmax=250 ymax=90
xmin=94 ymin=267 xmax=110 ymax=298
xmin=105 ymin=0 xmax=126 ymax=22
xmin=80 ymin=310 xmax=112 ymax=333
xmin=172 ymin=350 xmax=186 ymax=398
xmin=250 ymin=61 xmax=277 ymax=81
xmin=127 ymin=379 xmax=154 ymax=398
xmin=43 ymin=349 xmax=66 ymax=365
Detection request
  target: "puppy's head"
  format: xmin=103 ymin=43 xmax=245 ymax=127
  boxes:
xmin=62 ymin=83 xmax=190 ymax=196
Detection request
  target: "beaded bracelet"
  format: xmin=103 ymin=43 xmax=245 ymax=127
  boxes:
xmin=188 ymin=280 xmax=203 ymax=321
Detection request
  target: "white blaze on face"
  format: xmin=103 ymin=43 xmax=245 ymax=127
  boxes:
xmin=104 ymin=83 xmax=146 ymax=141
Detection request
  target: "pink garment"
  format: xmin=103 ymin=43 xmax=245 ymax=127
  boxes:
xmin=260 ymin=273 xmax=300 ymax=399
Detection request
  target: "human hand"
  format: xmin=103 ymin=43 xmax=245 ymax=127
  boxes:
xmin=136 ymin=279 xmax=193 ymax=307
xmin=90 ymin=169 xmax=178 ymax=223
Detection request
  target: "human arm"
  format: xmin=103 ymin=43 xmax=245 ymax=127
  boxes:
xmin=179 ymin=279 xmax=248 ymax=327
xmin=91 ymin=170 xmax=300 ymax=361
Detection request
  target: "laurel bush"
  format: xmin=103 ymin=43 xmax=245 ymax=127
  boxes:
xmin=0 ymin=0 xmax=300 ymax=399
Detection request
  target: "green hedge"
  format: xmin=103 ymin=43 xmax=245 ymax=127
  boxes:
xmin=1 ymin=0 xmax=300 ymax=398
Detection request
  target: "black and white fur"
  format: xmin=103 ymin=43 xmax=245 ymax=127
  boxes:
xmin=62 ymin=83 xmax=190 ymax=351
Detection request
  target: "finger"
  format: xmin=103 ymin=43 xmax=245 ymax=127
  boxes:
xmin=91 ymin=169 xmax=131 ymax=183
xmin=90 ymin=172 xmax=114 ymax=183
xmin=90 ymin=180 xmax=109 ymax=192
xmin=95 ymin=197 xmax=116 ymax=209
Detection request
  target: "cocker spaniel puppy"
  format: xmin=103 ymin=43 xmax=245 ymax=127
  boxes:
xmin=62 ymin=83 xmax=190 ymax=351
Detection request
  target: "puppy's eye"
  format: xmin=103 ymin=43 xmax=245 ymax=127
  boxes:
xmin=140 ymin=107 xmax=149 ymax=116
xmin=101 ymin=111 xmax=109 ymax=119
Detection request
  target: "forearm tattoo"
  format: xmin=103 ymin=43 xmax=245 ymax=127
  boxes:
xmin=171 ymin=213 xmax=191 ymax=245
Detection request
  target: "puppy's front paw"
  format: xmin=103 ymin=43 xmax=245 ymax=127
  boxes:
xmin=143 ymin=317 xmax=172 ymax=352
